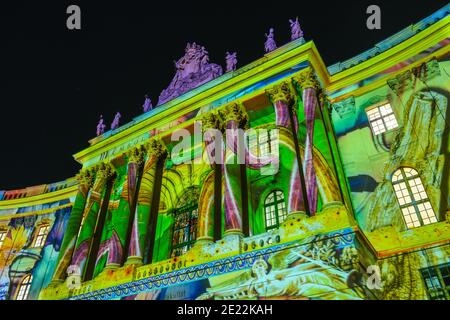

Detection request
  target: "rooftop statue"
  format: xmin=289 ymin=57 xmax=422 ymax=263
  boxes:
xmin=143 ymin=94 xmax=153 ymax=113
xmin=290 ymin=17 xmax=304 ymax=41
xmin=157 ymin=42 xmax=223 ymax=106
xmin=96 ymin=115 xmax=106 ymax=136
xmin=225 ymin=52 xmax=237 ymax=72
xmin=111 ymin=112 xmax=121 ymax=130
xmin=264 ymin=28 xmax=277 ymax=53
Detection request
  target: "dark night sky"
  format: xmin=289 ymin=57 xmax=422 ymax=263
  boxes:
xmin=1 ymin=0 xmax=448 ymax=190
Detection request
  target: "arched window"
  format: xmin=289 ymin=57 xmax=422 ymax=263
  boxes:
xmin=366 ymin=103 xmax=399 ymax=136
xmin=171 ymin=187 xmax=199 ymax=257
xmin=392 ymin=167 xmax=437 ymax=229
xmin=33 ymin=224 xmax=50 ymax=248
xmin=16 ymin=274 xmax=32 ymax=300
xmin=264 ymin=190 xmax=287 ymax=230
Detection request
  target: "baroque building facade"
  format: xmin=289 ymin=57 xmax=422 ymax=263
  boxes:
xmin=0 ymin=6 xmax=449 ymax=300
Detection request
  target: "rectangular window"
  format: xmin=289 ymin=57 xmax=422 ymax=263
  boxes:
xmin=366 ymin=103 xmax=399 ymax=135
xmin=0 ymin=231 xmax=7 ymax=249
xmin=34 ymin=225 xmax=50 ymax=248
xmin=421 ymin=263 xmax=450 ymax=300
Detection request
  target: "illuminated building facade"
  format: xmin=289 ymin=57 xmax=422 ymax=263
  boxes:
xmin=0 ymin=5 xmax=449 ymax=300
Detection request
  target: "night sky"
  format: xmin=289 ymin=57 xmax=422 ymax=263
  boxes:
xmin=1 ymin=0 xmax=448 ymax=190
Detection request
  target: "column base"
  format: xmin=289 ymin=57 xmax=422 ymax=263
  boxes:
xmin=322 ymin=201 xmax=344 ymax=210
xmin=287 ymin=211 xmax=308 ymax=221
xmin=49 ymin=279 xmax=64 ymax=287
xmin=223 ymin=229 xmax=244 ymax=237
xmin=104 ymin=263 xmax=121 ymax=270
xmin=194 ymin=237 xmax=214 ymax=247
xmin=125 ymin=256 xmax=143 ymax=266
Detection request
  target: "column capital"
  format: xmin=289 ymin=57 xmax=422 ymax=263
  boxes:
xmin=294 ymin=69 xmax=321 ymax=91
xmin=95 ymin=162 xmax=115 ymax=180
xmin=201 ymin=111 xmax=223 ymax=132
xmin=266 ymin=81 xmax=295 ymax=105
xmin=127 ymin=145 xmax=146 ymax=166
xmin=218 ymin=103 xmax=249 ymax=129
xmin=146 ymin=139 xmax=167 ymax=159
xmin=76 ymin=169 xmax=94 ymax=189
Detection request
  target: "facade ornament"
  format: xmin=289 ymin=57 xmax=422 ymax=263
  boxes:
xmin=127 ymin=146 xmax=146 ymax=166
xmin=266 ymin=81 xmax=295 ymax=106
xmin=225 ymin=52 xmax=238 ymax=72
xmin=201 ymin=111 xmax=223 ymax=132
xmin=146 ymin=139 xmax=167 ymax=159
xmin=218 ymin=103 xmax=249 ymax=129
xmin=387 ymin=70 xmax=413 ymax=95
xmin=96 ymin=115 xmax=106 ymax=136
xmin=264 ymin=28 xmax=277 ymax=53
xmin=295 ymin=69 xmax=321 ymax=91
xmin=76 ymin=170 xmax=94 ymax=190
xmin=289 ymin=17 xmax=304 ymax=41
xmin=412 ymin=59 xmax=441 ymax=82
xmin=143 ymin=95 xmax=153 ymax=113
xmin=332 ymin=96 xmax=356 ymax=119
xmin=111 ymin=112 xmax=121 ymax=130
xmin=157 ymin=43 xmax=223 ymax=105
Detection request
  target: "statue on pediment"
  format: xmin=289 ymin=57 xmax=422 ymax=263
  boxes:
xmin=111 ymin=112 xmax=121 ymax=130
xmin=289 ymin=17 xmax=304 ymax=41
xmin=96 ymin=115 xmax=106 ymax=136
xmin=157 ymin=42 xmax=223 ymax=105
xmin=143 ymin=95 xmax=153 ymax=113
xmin=265 ymin=28 xmax=277 ymax=53
xmin=225 ymin=52 xmax=237 ymax=72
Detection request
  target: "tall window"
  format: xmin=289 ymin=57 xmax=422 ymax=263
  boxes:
xmin=171 ymin=206 xmax=198 ymax=257
xmin=264 ymin=190 xmax=287 ymax=230
xmin=392 ymin=167 xmax=437 ymax=229
xmin=0 ymin=230 xmax=6 ymax=249
xmin=247 ymin=129 xmax=279 ymax=160
xmin=366 ymin=103 xmax=399 ymax=135
xmin=421 ymin=263 xmax=450 ymax=300
xmin=16 ymin=274 xmax=33 ymax=300
xmin=33 ymin=225 xmax=50 ymax=248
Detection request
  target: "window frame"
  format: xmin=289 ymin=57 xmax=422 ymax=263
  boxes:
xmin=0 ymin=229 xmax=7 ymax=249
xmin=16 ymin=274 xmax=33 ymax=300
xmin=365 ymin=102 xmax=399 ymax=136
xmin=392 ymin=167 xmax=438 ymax=229
xmin=247 ymin=128 xmax=279 ymax=163
xmin=420 ymin=262 xmax=450 ymax=300
xmin=264 ymin=190 xmax=287 ymax=231
xmin=171 ymin=204 xmax=199 ymax=258
xmin=33 ymin=224 xmax=50 ymax=248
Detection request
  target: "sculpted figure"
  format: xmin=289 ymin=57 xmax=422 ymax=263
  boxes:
xmin=225 ymin=52 xmax=237 ymax=72
xmin=143 ymin=95 xmax=153 ymax=113
xmin=96 ymin=115 xmax=106 ymax=136
xmin=290 ymin=17 xmax=304 ymax=41
xmin=111 ymin=112 xmax=121 ymax=130
xmin=264 ymin=28 xmax=277 ymax=53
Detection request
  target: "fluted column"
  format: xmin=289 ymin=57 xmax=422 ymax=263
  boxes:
xmin=220 ymin=103 xmax=249 ymax=236
xmin=126 ymin=140 xmax=167 ymax=265
xmin=70 ymin=163 xmax=114 ymax=278
xmin=267 ymin=82 xmax=308 ymax=215
xmin=295 ymin=70 xmax=321 ymax=215
xmin=50 ymin=170 xmax=94 ymax=283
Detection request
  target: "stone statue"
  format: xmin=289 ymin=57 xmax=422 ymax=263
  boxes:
xmin=158 ymin=43 xmax=223 ymax=105
xmin=111 ymin=112 xmax=121 ymax=130
xmin=143 ymin=95 xmax=153 ymax=113
xmin=264 ymin=28 xmax=277 ymax=53
xmin=225 ymin=52 xmax=237 ymax=72
xmin=96 ymin=115 xmax=106 ymax=136
xmin=289 ymin=17 xmax=304 ymax=41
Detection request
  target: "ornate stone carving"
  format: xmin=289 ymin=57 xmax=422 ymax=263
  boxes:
xmin=127 ymin=146 xmax=146 ymax=165
xmin=157 ymin=43 xmax=223 ymax=105
xmin=218 ymin=103 xmax=249 ymax=129
xmin=225 ymin=52 xmax=237 ymax=72
xmin=332 ymin=96 xmax=356 ymax=119
xmin=266 ymin=82 xmax=295 ymax=105
xmin=295 ymin=69 xmax=321 ymax=91
xmin=111 ymin=112 xmax=121 ymax=130
xmin=201 ymin=111 xmax=223 ymax=132
xmin=96 ymin=115 xmax=106 ymax=136
xmin=387 ymin=70 xmax=414 ymax=94
xmin=76 ymin=170 xmax=94 ymax=189
xmin=412 ymin=59 xmax=441 ymax=82
xmin=146 ymin=139 xmax=167 ymax=159
xmin=264 ymin=28 xmax=277 ymax=53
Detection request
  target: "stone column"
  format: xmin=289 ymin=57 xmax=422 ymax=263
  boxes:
xmin=220 ymin=103 xmax=249 ymax=237
xmin=50 ymin=169 xmax=94 ymax=284
xmin=196 ymin=112 xmax=222 ymax=244
xmin=295 ymin=70 xmax=321 ymax=215
xmin=126 ymin=140 xmax=167 ymax=265
xmin=70 ymin=163 xmax=114 ymax=278
xmin=267 ymin=82 xmax=308 ymax=216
